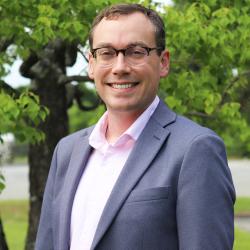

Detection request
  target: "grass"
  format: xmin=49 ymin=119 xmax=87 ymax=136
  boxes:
xmin=0 ymin=199 xmax=250 ymax=250
xmin=12 ymin=156 xmax=28 ymax=165
xmin=235 ymin=197 xmax=250 ymax=215
xmin=8 ymin=156 xmax=28 ymax=165
xmin=0 ymin=200 xmax=28 ymax=250
xmin=234 ymin=228 xmax=250 ymax=249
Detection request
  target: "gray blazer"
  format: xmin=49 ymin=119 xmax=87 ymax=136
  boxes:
xmin=35 ymin=101 xmax=235 ymax=250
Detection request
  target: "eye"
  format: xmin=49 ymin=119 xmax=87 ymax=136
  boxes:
xmin=97 ymin=48 xmax=116 ymax=57
xmin=127 ymin=46 xmax=147 ymax=58
xmin=133 ymin=50 xmax=144 ymax=55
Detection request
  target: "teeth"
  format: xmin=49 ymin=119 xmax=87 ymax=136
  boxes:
xmin=112 ymin=83 xmax=134 ymax=89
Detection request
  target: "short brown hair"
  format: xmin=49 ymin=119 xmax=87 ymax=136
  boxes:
xmin=88 ymin=3 xmax=165 ymax=55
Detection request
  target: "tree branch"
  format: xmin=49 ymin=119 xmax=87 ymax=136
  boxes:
xmin=77 ymin=47 xmax=89 ymax=63
xmin=75 ymin=94 xmax=100 ymax=111
xmin=0 ymin=80 xmax=19 ymax=96
xmin=0 ymin=38 xmax=14 ymax=53
xmin=74 ymin=84 xmax=100 ymax=111
xmin=187 ymin=111 xmax=215 ymax=119
xmin=19 ymin=52 xmax=39 ymax=79
xmin=220 ymin=70 xmax=250 ymax=105
xmin=58 ymin=75 xmax=93 ymax=85
xmin=0 ymin=218 xmax=8 ymax=250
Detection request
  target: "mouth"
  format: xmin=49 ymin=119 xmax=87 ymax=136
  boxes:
xmin=107 ymin=82 xmax=139 ymax=89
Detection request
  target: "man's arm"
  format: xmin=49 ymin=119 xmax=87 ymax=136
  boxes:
xmin=177 ymin=133 xmax=235 ymax=250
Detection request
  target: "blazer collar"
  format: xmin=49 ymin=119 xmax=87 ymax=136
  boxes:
xmin=91 ymin=100 xmax=176 ymax=249
xmin=151 ymin=99 xmax=176 ymax=128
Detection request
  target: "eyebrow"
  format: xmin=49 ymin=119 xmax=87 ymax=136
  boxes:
xmin=93 ymin=41 xmax=150 ymax=49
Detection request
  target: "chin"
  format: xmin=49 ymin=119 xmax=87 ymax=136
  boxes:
xmin=109 ymin=103 xmax=145 ymax=114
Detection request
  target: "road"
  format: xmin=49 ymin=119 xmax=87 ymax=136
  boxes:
xmin=0 ymin=159 xmax=249 ymax=200
xmin=228 ymin=159 xmax=250 ymax=197
xmin=0 ymin=164 xmax=29 ymax=200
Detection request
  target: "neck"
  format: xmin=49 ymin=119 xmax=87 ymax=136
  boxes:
xmin=105 ymin=110 xmax=143 ymax=144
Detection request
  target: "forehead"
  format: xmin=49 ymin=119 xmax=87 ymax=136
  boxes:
xmin=92 ymin=12 xmax=156 ymax=48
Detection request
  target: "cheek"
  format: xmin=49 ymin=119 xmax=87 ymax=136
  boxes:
xmin=93 ymin=67 xmax=108 ymax=81
xmin=88 ymin=67 xmax=94 ymax=79
xmin=94 ymin=79 xmax=102 ymax=93
xmin=145 ymin=65 xmax=160 ymax=84
xmin=93 ymin=72 xmax=106 ymax=94
xmin=88 ymin=57 xmax=96 ymax=79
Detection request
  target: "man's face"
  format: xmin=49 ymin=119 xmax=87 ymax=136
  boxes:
xmin=88 ymin=12 xmax=169 ymax=115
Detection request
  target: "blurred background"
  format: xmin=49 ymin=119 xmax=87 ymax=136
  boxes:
xmin=0 ymin=0 xmax=249 ymax=249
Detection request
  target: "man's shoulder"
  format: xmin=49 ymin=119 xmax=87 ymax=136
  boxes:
xmin=52 ymin=125 xmax=95 ymax=166
xmin=155 ymin=101 xmax=222 ymax=145
xmin=58 ymin=125 xmax=95 ymax=147
xmin=175 ymin=114 xmax=214 ymax=135
xmin=167 ymin=114 xmax=224 ymax=153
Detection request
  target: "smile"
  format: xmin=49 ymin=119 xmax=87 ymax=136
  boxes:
xmin=109 ymin=82 xmax=139 ymax=89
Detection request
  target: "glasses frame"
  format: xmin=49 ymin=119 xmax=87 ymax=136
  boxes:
xmin=91 ymin=46 xmax=162 ymax=59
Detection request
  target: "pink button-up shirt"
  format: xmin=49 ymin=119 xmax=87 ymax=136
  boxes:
xmin=70 ymin=96 xmax=159 ymax=250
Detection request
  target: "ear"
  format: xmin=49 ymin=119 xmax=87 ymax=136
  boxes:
xmin=88 ymin=52 xmax=95 ymax=80
xmin=159 ymin=50 xmax=170 ymax=78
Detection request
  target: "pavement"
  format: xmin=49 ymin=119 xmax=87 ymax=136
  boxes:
xmin=229 ymin=159 xmax=250 ymax=232
xmin=228 ymin=159 xmax=250 ymax=197
xmin=0 ymin=159 xmax=250 ymax=231
xmin=235 ymin=216 xmax=250 ymax=232
xmin=0 ymin=164 xmax=29 ymax=200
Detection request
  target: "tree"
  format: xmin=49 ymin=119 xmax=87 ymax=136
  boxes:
xmin=160 ymin=0 xmax=250 ymax=155
xmin=0 ymin=218 xmax=8 ymax=250
xmin=0 ymin=90 xmax=47 ymax=250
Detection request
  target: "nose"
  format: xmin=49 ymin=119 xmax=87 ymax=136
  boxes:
xmin=111 ymin=52 xmax=131 ymax=75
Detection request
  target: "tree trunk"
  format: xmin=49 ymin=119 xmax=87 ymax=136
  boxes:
xmin=20 ymin=39 xmax=93 ymax=249
xmin=25 ymin=78 xmax=69 ymax=250
xmin=0 ymin=218 xmax=8 ymax=250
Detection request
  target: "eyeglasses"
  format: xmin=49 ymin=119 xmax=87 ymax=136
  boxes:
xmin=91 ymin=45 xmax=162 ymax=67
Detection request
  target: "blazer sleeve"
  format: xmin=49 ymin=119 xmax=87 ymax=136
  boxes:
xmin=35 ymin=143 xmax=59 ymax=250
xmin=176 ymin=133 xmax=235 ymax=250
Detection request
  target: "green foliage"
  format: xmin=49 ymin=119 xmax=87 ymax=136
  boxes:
xmin=0 ymin=91 xmax=48 ymax=143
xmin=0 ymin=91 xmax=48 ymax=192
xmin=0 ymin=0 xmax=121 ymax=57
xmin=0 ymin=174 xmax=5 ymax=192
xmin=161 ymin=1 xmax=250 ymax=155
xmin=0 ymin=0 xmax=125 ymax=196
xmin=69 ymin=104 xmax=105 ymax=133
xmin=1 ymin=0 xmax=250 ymax=157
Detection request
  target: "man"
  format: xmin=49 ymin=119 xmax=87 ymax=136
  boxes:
xmin=36 ymin=3 xmax=235 ymax=250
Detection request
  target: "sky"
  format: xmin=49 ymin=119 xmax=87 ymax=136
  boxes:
xmin=3 ymin=0 xmax=173 ymax=88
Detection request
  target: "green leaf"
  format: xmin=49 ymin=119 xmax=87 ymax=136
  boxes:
xmin=0 ymin=174 xmax=5 ymax=193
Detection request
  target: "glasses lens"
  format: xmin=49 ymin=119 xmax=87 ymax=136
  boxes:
xmin=126 ymin=46 xmax=147 ymax=66
xmin=94 ymin=46 xmax=150 ymax=67
xmin=96 ymin=48 xmax=116 ymax=66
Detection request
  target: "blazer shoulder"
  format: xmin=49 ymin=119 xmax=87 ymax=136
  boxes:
xmin=175 ymin=115 xmax=216 ymax=136
xmin=167 ymin=114 xmax=225 ymax=154
xmin=48 ymin=125 xmax=95 ymax=185
xmin=58 ymin=125 xmax=94 ymax=147
xmin=155 ymin=100 xmax=219 ymax=142
xmin=54 ymin=125 xmax=94 ymax=163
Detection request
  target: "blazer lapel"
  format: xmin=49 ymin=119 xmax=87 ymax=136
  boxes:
xmin=58 ymin=128 xmax=93 ymax=250
xmin=91 ymin=101 xmax=176 ymax=250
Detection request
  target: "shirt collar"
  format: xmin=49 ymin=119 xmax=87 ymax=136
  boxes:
xmin=89 ymin=96 xmax=159 ymax=149
xmin=126 ymin=96 xmax=159 ymax=140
